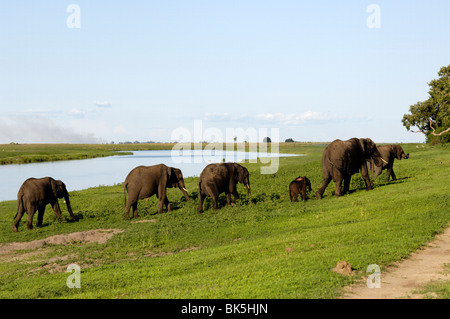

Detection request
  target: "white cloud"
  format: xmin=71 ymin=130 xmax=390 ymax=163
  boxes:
xmin=201 ymin=110 xmax=364 ymax=126
xmin=68 ymin=108 xmax=86 ymax=118
xmin=113 ymin=125 xmax=127 ymax=134
xmin=254 ymin=111 xmax=329 ymax=125
xmin=203 ymin=112 xmax=249 ymax=122
xmin=0 ymin=116 xmax=104 ymax=144
xmin=94 ymin=101 xmax=112 ymax=108
xmin=21 ymin=108 xmax=63 ymax=117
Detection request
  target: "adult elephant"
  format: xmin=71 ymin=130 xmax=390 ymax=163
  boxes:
xmin=369 ymin=144 xmax=409 ymax=182
xmin=198 ymin=162 xmax=250 ymax=213
xmin=123 ymin=164 xmax=189 ymax=219
xmin=12 ymin=177 xmax=77 ymax=232
xmin=315 ymin=138 xmax=387 ymax=199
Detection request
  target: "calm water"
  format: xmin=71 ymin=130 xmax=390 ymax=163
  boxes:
xmin=0 ymin=150 xmax=301 ymax=202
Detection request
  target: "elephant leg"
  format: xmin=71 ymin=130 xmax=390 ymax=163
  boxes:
xmin=316 ymin=174 xmax=331 ymax=199
xmin=360 ymin=163 xmax=373 ymax=190
xmin=26 ymin=202 xmax=36 ymax=230
xmin=157 ymin=185 xmax=167 ymax=214
xmin=132 ymin=202 xmax=139 ymax=218
xmin=226 ymin=193 xmax=231 ymax=206
xmin=334 ymin=175 xmax=343 ymax=197
xmin=123 ymin=203 xmax=131 ymax=219
xmin=164 ymin=196 xmax=172 ymax=212
xmin=198 ymin=192 xmax=205 ymax=214
xmin=385 ymin=167 xmax=392 ymax=182
xmin=212 ymin=194 xmax=219 ymax=211
xmin=123 ymin=198 xmax=134 ymax=219
xmin=52 ymin=201 xmax=63 ymax=222
xmin=231 ymin=189 xmax=239 ymax=206
xmin=301 ymin=186 xmax=307 ymax=201
xmin=12 ymin=202 xmax=25 ymax=232
xmin=36 ymin=205 xmax=46 ymax=227
xmin=390 ymin=169 xmax=397 ymax=181
xmin=343 ymin=175 xmax=351 ymax=194
xmin=157 ymin=199 xmax=164 ymax=214
xmin=228 ymin=181 xmax=239 ymax=206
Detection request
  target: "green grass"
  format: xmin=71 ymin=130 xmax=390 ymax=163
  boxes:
xmin=412 ymin=264 xmax=450 ymax=298
xmin=0 ymin=143 xmax=131 ymax=164
xmin=0 ymin=143 xmax=449 ymax=298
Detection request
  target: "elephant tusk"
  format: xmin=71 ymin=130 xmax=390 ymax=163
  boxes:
xmin=181 ymin=187 xmax=188 ymax=192
xmin=381 ymin=157 xmax=388 ymax=164
xmin=245 ymin=184 xmax=250 ymax=189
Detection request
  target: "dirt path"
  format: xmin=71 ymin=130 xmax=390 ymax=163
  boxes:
xmin=343 ymin=226 xmax=450 ymax=299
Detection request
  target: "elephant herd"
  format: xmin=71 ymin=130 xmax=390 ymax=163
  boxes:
xmin=11 ymin=138 xmax=409 ymax=232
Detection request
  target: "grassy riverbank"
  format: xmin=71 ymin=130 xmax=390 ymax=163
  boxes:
xmin=0 ymin=143 xmax=448 ymax=298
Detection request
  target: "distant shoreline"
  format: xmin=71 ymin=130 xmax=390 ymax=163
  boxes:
xmin=0 ymin=142 xmax=424 ymax=165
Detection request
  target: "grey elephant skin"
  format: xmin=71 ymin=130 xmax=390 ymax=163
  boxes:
xmin=123 ymin=163 xmax=189 ymax=218
xmin=198 ymin=163 xmax=250 ymax=213
xmin=12 ymin=177 xmax=77 ymax=232
xmin=289 ymin=176 xmax=312 ymax=202
xmin=369 ymin=144 xmax=409 ymax=182
xmin=315 ymin=138 xmax=386 ymax=198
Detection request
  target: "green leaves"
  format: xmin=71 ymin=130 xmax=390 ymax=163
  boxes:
xmin=402 ymin=64 xmax=450 ymax=144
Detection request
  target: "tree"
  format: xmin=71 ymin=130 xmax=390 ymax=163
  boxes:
xmin=263 ymin=137 xmax=271 ymax=143
xmin=285 ymin=138 xmax=295 ymax=142
xmin=402 ymin=65 xmax=450 ymax=144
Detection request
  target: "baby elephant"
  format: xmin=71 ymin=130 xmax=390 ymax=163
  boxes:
xmin=289 ymin=176 xmax=312 ymax=202
xmin=12 ymin=177 xmax=77 ymax=232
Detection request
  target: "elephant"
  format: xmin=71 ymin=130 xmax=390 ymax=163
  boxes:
xmin=198 ymin=162 xmax=250 ymax=213
xmin=12 ymin=177 xmax=77 ymax=232
xmin=315 ymin=138 xmax=387 ymax=199
xmin=123 ymin=163 xmax=189 ymax=219
xmin=289 ymin=176 xmax=312 ymax=202
xmin=369 ymin=144 xmax=409 ymax=182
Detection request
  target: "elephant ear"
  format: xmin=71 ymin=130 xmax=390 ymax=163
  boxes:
xmin=167 ymin=166 xmax=175 ymax=184
xmin=233 ymin=164 xmax=244 ymax=183
xmin=50 ymin=179 xmax=66 ymax=198
xmin=232 ymin=164 xmax=240 ymax=181
xmin=359 ymin=138 xmax=369 ymax=157
xmin=394 ymin=145 xmax=403 ymax=160
xmin=50 ymin=178 xmax=59 ymax=198
xmin=362 ymin=138 xmax=379 ymax=159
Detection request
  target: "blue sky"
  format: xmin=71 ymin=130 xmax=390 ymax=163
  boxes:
xmin=1 ymin=0 xmax=449 ymax=143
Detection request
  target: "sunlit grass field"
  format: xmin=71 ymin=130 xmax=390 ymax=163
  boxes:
xmin=0 ymin=143 xmax=448 ymax=298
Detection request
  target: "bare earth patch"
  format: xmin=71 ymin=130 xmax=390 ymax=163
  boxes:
xmin=0 ymin=229 xmax=124 ymax=274
xmin=0 ymin=229 xmax=124 ymax=256
xmin=343 ymin=226 xmax=450 ymax=299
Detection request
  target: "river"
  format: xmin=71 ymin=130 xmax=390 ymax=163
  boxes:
xmin=0 ymin=150 xmax=301 ymax=202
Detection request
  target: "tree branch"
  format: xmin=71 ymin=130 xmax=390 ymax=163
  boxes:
xmin=428 ymin=118 xmax=450 ymax=136
xmin=411 ymin=119 xmax=450 ymax=136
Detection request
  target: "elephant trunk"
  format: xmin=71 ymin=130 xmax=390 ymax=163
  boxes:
xmin=372 ymin=148 xmax=387 ymax=167
xmin=64 ymin=193 xmax=77 ymax=222
xmin=245 ymin=183 xmax=251 ymax=197
xmin=179 ymin=184 xmax=190 ymax=201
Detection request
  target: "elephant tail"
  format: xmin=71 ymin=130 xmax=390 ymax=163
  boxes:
xmin=198 ymin=180 xmax=203 ymax=195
